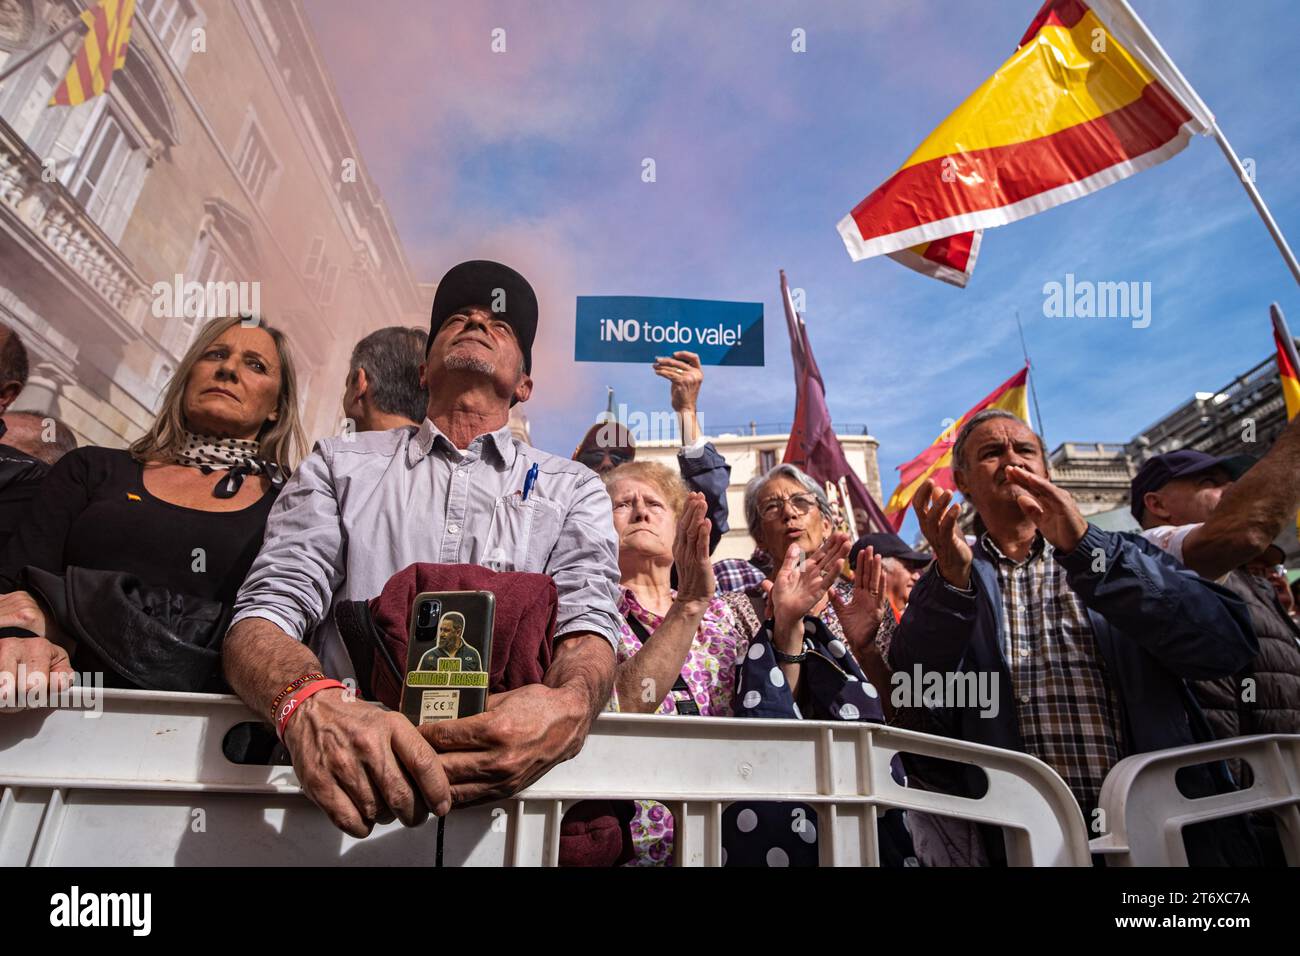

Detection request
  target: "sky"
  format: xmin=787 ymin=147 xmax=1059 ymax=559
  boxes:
xmin=305 ymin=0 xmax=1300 ymax=539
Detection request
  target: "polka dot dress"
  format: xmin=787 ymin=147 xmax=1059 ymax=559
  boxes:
xmin=717 ymin=583 xmax=916 ymax=867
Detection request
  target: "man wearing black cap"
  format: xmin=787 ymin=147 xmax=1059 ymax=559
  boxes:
xmin=849 ymin=533 xmax=930 ymax=624
xmin=226 ymin=260 xmax=623 ymax=839
xmin=1133 ymin=428 xmax=1300 ymax=742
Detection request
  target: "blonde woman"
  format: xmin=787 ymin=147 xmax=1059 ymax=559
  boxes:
xmin=0 ymin=315 xmax=305 ymax=700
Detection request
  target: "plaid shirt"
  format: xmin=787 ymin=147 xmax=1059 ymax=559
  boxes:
xmin=981 ymin=532 xmax=1125 ymax=815
xmin=713 ymin=549 xmax=772 ymax=594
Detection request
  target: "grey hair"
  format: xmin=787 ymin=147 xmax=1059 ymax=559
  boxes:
xmin=951 ymin=408 xmax=1044 ymax=473
xmin=744 ymin=462 xmax=834 ymax=539
xmin=349 ymin=326 xmax=429 ymax=424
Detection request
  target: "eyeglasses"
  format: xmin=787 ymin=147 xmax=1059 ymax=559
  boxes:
xmin=758 ymin=493 xmax=819 ymax=520
xmin=578 ymin=448 xmax=632 ymax=470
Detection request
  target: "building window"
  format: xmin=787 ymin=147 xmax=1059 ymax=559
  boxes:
xmin=302 ymin=236 xmax=340 ymax=307
xmin=0 ymin=17 xmax=178 ymax=240
xmin=235 ymin=118 xmax=276 ymax=201
xmin=139 ymin=0 xmax=200 ymax=66
xmin=759 ymin=448 xmax=777 ymax=473
xmin=64 ymin=106 xmax=148 ymax=239
xmin=319 ymin=263 xmax=340 ymax=306
xmin=303 ymin=236 xmax=325 ymax=278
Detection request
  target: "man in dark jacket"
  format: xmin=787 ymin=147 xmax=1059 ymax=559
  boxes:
xmin=0 ymin=325 xmax=49 ymax=550
xmin=1133 ymin=424 xmax=1300 ymax=742
xmin=890 ymin=409 xmax=1259 ymax=865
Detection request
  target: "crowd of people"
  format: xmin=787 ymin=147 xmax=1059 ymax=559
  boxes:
xmin=0 ymin=257 xmax=1297 ymax=868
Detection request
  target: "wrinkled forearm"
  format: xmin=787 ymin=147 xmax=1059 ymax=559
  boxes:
xmin=223 ymin=616 xmax=325 ymax=719
xmin=545 ymin=631 xmax=616 ymax=727
xmin=1187 ymin=414 xmax=1300 ymax=577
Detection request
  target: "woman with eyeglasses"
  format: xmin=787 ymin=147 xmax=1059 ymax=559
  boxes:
xmin=717 ymin=462 xmax=914 ymax=866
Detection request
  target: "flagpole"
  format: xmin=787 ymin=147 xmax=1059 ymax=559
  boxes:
xmin=1015 ymin=309 xmax=1048 ymax=449
xmin=1111 ymin=0 xmax=1300 ymax=287
xmin=0 ymin=18 xmax=86 ymax=86
xmin=1211 ymin=126 xmax=1300 ymax=287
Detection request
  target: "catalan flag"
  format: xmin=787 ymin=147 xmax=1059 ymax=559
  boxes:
xmin=884 ymin=365 xmax=1030 ymax=530
xmin=49 ymin=0 xmax=136 ymax=107
xmin=839 ymin=0 xmax=1214 ymax=284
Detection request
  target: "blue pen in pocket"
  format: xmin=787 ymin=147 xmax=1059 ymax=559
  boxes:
xmin=521 ymin=462 xmax=539 ymax=501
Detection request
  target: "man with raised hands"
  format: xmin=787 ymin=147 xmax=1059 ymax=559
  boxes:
xmin=888 ymin=408 xmax=1261 ymax=866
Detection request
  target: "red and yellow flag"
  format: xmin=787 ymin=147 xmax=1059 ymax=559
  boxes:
xmin=1275 ymin=327 xmax=1300 ymax=421
xmin=49 ymin=0 xmax=136 ymax=107
xmin=1272 ymin=305 xmax=1300 ymax=538
xmin=840 ymin=0 xmax=1214 ymax=285
xmin=884 ymin=366 xmax=1030 ymax=530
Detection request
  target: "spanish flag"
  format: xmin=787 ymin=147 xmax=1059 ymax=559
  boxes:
xmin=1274 ymin=306 xmax=1300 ymax=421
xmin=884 ymin=366 xmax=1030 ymax=530
xmin=840 ymin=0 xmax=1214 ymax=285
xmin=1272 ymin=304 xmax=1300 ymax=538
xmin=49 ymin=0 xmax=136 ymax=107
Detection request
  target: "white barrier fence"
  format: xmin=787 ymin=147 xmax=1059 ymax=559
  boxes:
xmin=1089 ymin=734 xmax=1300 ymax=866
xmin=0 ymin=689 xmax=1093 ymax=866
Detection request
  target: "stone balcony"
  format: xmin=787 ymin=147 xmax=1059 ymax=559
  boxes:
xmin=0 ymin=115 xmax=148 ymax=342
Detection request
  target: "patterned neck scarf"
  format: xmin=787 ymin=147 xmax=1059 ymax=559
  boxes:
xmin=176 ymin=430 xmax=285 ymax=499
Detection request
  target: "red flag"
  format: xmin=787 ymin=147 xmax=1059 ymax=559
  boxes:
xmin=779 ymin=271 xmax=891 ymax=533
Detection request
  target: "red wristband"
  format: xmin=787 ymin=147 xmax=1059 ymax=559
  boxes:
xmin=270 ymin=671 xmax=327 ymax=718
xmin=276 ymin=679 xmax=346 ymax=740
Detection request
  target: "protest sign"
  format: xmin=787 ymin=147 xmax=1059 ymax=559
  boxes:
xmin=575 ymin=295 xmax=763 ymax=365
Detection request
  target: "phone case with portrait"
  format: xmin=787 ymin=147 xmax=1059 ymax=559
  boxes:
xmin=399 ymin=590 xmax=495 ymax=726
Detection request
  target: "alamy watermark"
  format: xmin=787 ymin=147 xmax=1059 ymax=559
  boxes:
xmin=1042 ymin=273 xmax=1151 ymax=329
xmin=594 ymin=403 xmax=707 ymax=458
xmin=151 ymin=273 xmax=261 ymax=320
xmin=50 ymin=886 xmax=150 ymax=936
xmin=0 ymin=664 xmax=104 ymax=716
xmin=890 ymin=664 xmax=1000 ymax=718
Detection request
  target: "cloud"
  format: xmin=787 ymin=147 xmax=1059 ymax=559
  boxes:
xmin=305 ymin=0 xmax=1300 ymax=468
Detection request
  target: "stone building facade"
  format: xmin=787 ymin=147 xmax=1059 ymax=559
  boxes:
xmin=0 ymin=0 xmax=422 ymax=450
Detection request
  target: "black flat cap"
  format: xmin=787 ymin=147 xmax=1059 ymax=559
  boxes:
xmin=849 ymin=532 xmax=931 ymax=567
xmin=427 ymin=260 xmax=538 ymax=373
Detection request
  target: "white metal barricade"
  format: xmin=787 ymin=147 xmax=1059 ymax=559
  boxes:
xmin=1089 ymin=734 xmax=1300 ymax=866
xmin=0 ymin=689 xmax=1091 ymax=866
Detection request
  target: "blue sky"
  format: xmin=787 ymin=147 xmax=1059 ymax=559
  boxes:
xmin=307 ymin=0 xmax=1300 ymax=538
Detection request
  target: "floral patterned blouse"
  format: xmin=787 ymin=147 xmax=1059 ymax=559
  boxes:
xmin=609 ymin=586 xmax=750 ymax=865
xmin=612 ymin=588 xmax=749 ymax=716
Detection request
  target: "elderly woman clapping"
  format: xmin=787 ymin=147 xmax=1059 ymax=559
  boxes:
xmin=722 ymin=463 xmax=894 ymax=717
xmin=603 ymin=461 xmax=750 ymax=865
xmin=717 ymin=463 xmax=915 ymax=866
xmin=606 ymin=461 xmax=747 ymax=717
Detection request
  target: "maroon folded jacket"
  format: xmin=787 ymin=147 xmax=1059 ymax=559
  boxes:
xmin=362 ymin=562 xmax=630 ymax=867
xmin=367 ymin=562 xmax=556 ymax=710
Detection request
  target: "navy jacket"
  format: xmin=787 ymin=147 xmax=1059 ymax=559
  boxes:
xmin=676 ymin=441 xmax=730 ymax=555
xmin=889 ymin=524 xmax=1261 ymax=865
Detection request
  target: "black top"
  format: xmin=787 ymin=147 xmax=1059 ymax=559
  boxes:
xmin=0 ymin=442 xmax=49 ymax=553
xmin=0 ymin=446 xmax=280 ymax=603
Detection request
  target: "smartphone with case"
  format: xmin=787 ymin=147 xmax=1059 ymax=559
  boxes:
xmin=399 ymin=591 xmax=495 ymax=726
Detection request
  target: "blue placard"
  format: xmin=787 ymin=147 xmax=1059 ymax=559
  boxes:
xmin=575 ymin=296 xmax=764 ymax=366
